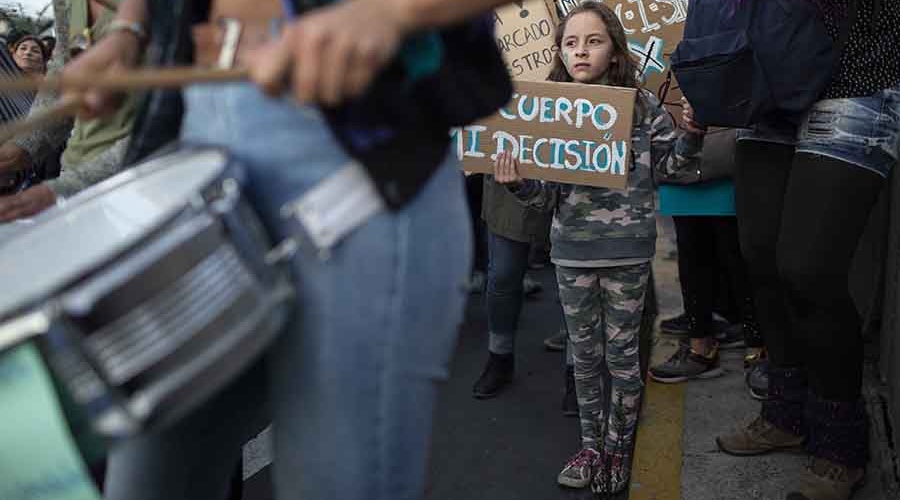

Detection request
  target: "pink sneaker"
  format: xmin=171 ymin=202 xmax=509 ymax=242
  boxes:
xmin=557 ymin=448 xmax=601 ymax=489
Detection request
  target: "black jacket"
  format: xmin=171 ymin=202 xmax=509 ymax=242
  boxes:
xmin=125 ymin=0 xmax=513 ymax=209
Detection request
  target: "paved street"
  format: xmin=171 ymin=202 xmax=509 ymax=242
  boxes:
xmin=240 ymin=225 xmax=898 ymax=500
xmin=424 ymin=269 xmax=608 ymax=500
xmin=242 ymin=266 xmax=623 ymax=500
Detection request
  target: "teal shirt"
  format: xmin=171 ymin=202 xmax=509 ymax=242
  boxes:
xmin=659 ymin=180 xmax=736 ymax=217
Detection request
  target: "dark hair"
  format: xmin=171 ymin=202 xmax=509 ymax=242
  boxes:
xmin=12 ymin=35 xmax=48 ymax=63
xmin=41 ymin=36 xmax=57 ymax=55
xmin=546 ymin=1 xmax=640 ymax=89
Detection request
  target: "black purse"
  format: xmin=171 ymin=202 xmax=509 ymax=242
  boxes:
xmin=660 ymin=128 xmax=736 ymax=185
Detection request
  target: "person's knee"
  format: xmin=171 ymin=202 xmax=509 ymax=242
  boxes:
xmin=776 ymin=250 xmax=845 ymax=306
xmin=607 ymin=351 xmax=642 ymax=384
xmin=487 ymin=271 xmax=523 ymax=297
xmin=487 ymin=258 xmax=526 ymax=295
xmin=739 ymin=230 xmax=778 ymax=282
xmin=573 ymin=352 xmax=605 ymax=378
xmin=608 ymin=365 xmax=642 ymax=385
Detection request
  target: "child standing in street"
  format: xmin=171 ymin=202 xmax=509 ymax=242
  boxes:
xmin=493 ymin=2 xmax=700 ymax=494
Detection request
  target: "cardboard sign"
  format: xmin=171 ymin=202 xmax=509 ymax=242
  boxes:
xmin=452 ymin=81 xmax=636 ymax=189
xmin=553 ymin=0 xmax=688 ymax=119
xmin=494 ymin=1 xmax=559 ymax=81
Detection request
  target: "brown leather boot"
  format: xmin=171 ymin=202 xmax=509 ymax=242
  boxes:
xmin=716 ymin=417 xmax=805 ymax=456
xmin=786 ymin=457 xmax=865 ymax=500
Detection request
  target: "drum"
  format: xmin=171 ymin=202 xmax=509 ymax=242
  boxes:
xmin=0 ymin=146 xmax=294 ymax=437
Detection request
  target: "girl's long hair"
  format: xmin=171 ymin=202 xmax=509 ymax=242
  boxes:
xmin=546 ymin=1 xmax=641 ymax=89
xmin=547 ymin=1 xmax=648 ymax=119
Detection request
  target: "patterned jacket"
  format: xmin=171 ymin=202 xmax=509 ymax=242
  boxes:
xmin=510 ymin=90 xmax=701 ymax=264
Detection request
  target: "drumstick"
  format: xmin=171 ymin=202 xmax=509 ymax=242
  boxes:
xmin=0 ymin=67 xmax=251 ymax=94
xmin=0 ymin=96 xmax=82 ymax=144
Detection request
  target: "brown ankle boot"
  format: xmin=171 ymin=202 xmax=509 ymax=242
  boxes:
xmin=717 ymin=416 xmax=805 ymax=456
xmin=786 ymin=457 xmax=865 ymax=500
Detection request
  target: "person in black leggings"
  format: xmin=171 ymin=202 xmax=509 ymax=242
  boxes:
xmin=718 ymin=139 xmax=886 ymax=498
xmin=716 ymin=3 xmax=900 ymax=498
xmin=651 ymin=213 xmax=764 ymax=385
xmin=672 ymin=215 xmax=762 ymax=353
xmin=650 ymin=124 xmax=765 ymax=388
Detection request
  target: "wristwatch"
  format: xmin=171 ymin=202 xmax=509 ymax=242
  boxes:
xmin=106 ymin=19 xmax=148 ymax=45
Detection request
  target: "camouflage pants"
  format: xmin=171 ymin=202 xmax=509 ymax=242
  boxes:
xmin=556 ymin=263 xmax=650 ymax=453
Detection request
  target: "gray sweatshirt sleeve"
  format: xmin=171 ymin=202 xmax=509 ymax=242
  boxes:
xmin=646 ymin=102 xmax=703 ymax=184
xmin=43 ymin=136 xmax=130 ymax=198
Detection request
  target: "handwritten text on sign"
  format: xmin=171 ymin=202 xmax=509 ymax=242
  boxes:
xmin=453 ymin=81 xmax=636 ymax=189
xmin=495 ymin=0 xmax=559 ymax=81
xmin=554 ymin=0 xmax=687 ymax=115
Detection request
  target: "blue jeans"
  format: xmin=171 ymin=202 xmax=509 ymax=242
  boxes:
xmin=796 ymin=85 xmax=900 ymax=177
xmin=738 ymin=83 xmax=900 ymax=177
xmin=486 ymin=231 xmax=529 ymax=355
xmin=103 ymin=83 xmax=472 ymax=500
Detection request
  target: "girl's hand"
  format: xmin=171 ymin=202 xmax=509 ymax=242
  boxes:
xmin=62 ymin=30 xmax=143 ymax=120
xmin=493 ymin=151 xmax=523 ymax=186
xmin=681 ymin=98 xmax=707 ymax=135
xmin=249 ymin=0 xmax=409 ymax=106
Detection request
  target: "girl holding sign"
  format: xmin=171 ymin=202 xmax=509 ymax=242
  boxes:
xmin=493 ymin=2 xmax=701 ymax=494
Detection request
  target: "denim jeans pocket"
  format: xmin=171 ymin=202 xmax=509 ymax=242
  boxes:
xmin=796 ymin=90 xmax=900 ymax=177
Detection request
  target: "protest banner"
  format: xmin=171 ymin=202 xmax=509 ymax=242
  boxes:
xmin=495 ymin=1 xmax=559 ymax=81
xmin=452 ymin=80 xmax=636 ymax=190
xmin=553 ymin=0 xmax=688 ymax=120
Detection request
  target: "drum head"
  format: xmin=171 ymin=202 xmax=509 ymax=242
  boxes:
xmin=0 ymin=148 xmax=230 ymax=320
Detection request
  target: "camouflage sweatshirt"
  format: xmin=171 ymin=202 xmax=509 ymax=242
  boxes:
xmin=509 ymin=90 xmax=701 ymax=265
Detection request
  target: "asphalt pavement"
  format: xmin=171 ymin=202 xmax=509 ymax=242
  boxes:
xmin=424 ymin=269 xmax=617 ymax=500
xmin=240 ymin=222 xmax=898 ymax=500
xmin=242 ymin=266 xmax=625 ymax=500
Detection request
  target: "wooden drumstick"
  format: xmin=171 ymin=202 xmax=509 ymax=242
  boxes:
xmin=0 ymin=68 xmax=251 ymax=143
xmin=0 ymin=96 xmax=83 ymax=144
xmin=0 ymin=67 xmax=251 ymax=94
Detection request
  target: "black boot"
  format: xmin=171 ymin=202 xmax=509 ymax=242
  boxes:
xmin=472 ymin=352 xmax=514 ymax=399
xmin=562 ymin=365 xmax=579 ymax=417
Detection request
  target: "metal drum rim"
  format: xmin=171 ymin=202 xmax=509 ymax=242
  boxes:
xmin=0 ymin=145 xmax=234 ymax=328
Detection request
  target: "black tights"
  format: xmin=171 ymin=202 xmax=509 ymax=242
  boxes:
xmin=673 ymin=216 xmax=760 ymax=346
xmin=734 ymin=142 xmax=885 ymax=401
